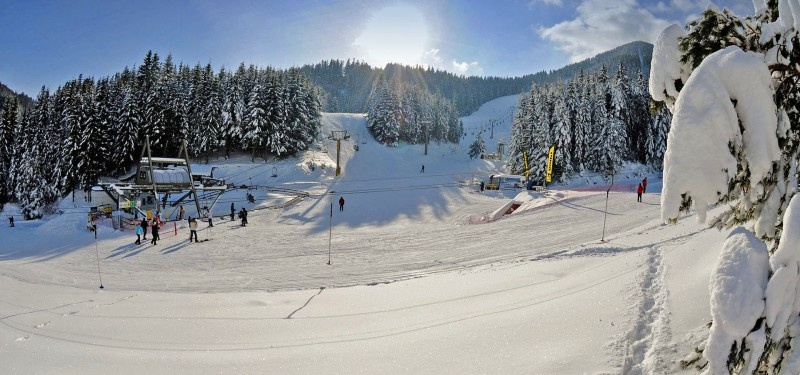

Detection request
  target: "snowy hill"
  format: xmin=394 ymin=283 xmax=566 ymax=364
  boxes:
xmin=0 ymin=95 xmax=720 ymax=374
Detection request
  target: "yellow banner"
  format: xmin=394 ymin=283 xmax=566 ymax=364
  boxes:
xmin=546 ymin=145 xmax=555 ymax=183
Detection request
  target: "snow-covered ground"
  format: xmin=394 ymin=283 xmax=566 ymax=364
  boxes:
xmin=1 ymin=95 xmax=722 ymax=374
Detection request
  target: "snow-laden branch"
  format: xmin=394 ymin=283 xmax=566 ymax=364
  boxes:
xmin=661 ymin=46 xmax=779 ymax=223
xmin=649 ymin=24 xmax=689 ymax=111
xmin=704 ymin=227 xmax=770 ymax=375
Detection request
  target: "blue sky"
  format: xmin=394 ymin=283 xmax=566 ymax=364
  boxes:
xmin=1 ymin=0 xmax=751 ymax=96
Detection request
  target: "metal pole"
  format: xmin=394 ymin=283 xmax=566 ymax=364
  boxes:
xmin=336 ymin=140 xmax=342 ymax=176
xmin=94 ymin=227 xmax=104 ymax=289
xmin=601 ymin=174 xmax=614 ymax=242
xmin=328 ymin=202 xmax=333 ymax=265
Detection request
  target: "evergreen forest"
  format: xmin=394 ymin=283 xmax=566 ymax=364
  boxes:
xmin=505 ymin=63 xmax=672 ymax=183
xmin=0 ymin=51 xmax=323 ymax=219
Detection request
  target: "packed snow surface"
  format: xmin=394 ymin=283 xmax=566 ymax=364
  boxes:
xmin=1 ymin=96 xmax=729 ymax=374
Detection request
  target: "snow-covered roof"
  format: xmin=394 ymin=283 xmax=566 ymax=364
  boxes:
xmin=140 ymin=157 xmax=188 ymax=165
xmin=151 ymin=169 xmax=191 ymax=184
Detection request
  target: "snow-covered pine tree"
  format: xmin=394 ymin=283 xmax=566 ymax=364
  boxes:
xmin=366 ymin=79 xmax=401 ymax=146
xmin=92 ymin=79 xmax=114 ymax=175
xmin=645 ymin=104 xmax=670 ymax=169
xmin=0 ymin=96 xmax=19 ymax=205
xmin=468 ymin=131 xmax=486 ymax=159
xmin=137 ymin=51 xmax=164 ymax=153
xmin=551 ymin=83 xmax=574 ymax=182
xmin=506 ymin=93 xmax=531 ymax=175
xmin=528 ymin=85 xmax=552 ymax=182
xmin=574 ymin=72 xmax=592 ymax=172
xmin=220 ymin=68 xmax=243 ymax=157
xmin=652 ymin=2 xmax=800 ymax=372
xmin=74 ymin=77 xmax=105 ymax=191
xmin=30 ymin=87 xmax=61 ymax=213
xmin=242 ymin=81 xmax=268 ymax=162
xmin=200 ymin=64 xmax=223 ymax=162
xmin=263 ymin=69 xmax=286 ymax=156
xmin=13 ymin=110 xmax=47 ymax=219
xmin=114 ymin=85 xmax=140 ymax=167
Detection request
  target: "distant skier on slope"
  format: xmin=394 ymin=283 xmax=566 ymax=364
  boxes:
xmin=637 ymin=183 xmax=643 ymax=202
xmin=642 ymin=177 xmax=648 ymax=194
xmin=338 ymin=196 xmax=345 ymax=211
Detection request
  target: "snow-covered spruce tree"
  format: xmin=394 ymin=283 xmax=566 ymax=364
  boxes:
xmin=263 ymin=70 xmax=287 ymax=156
xmin=573 ymin=72 xmax=592 ymax=173
xmin=242 ymin=81 xmax=269 ymax=162
xmin=0 ymin=96 xmax=19 ymax=206
xmin=505 ymin=92 xmax=531 ymax=175
xmin=366 ymin=79 xmax=401 ymax=146
xmin=651 ymin=2 xmax=800 ymax=372
xmin=113 ymin=85 xmax=140 ymax=167
xmin=551 ymin=83 xmax=574 ymax=182
xmin=529 ymin=85 xmax=552 ymax=181
xmin=468 ymin=131 xmax=486 ymax=159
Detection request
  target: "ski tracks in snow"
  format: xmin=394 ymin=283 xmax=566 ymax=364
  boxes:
xmin=618 ymin=245 xmax=673 ymax=374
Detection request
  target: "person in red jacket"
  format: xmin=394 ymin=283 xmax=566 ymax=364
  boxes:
xmin=642 ymin=177 xmax=648 ymax=194
xmin=637 ymin=183 xmax=644 ymax=202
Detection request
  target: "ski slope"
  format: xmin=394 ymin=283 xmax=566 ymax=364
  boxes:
xmin=0 ymin=96 xmax=722 ymax=374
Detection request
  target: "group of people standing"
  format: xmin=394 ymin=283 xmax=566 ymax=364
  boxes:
xmin=134 ymin=198 xmax=256 ymax=245
xmin=135 ymin=217 xmax=162 ymax=245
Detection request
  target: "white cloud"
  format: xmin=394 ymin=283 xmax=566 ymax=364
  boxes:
xmin=538 ymin=0 xmax=673 ymax=62
xmin=420 ymin=48 xmax=482 ymax=76
xmin=422 ymin=48 xmax=443 ymax=66
xmin=531 ymin=0 xmax=564 ymax=5
xmin=451 ymin=60 xmax=483 ymax=76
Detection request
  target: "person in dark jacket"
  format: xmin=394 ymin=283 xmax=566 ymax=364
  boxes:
xmin=239 ymin=208 xmax=248 ymax=226
xmin=141 ymin=219 xmax=148 ymax=240
xmin=338 ymin=196 xmax=345 ymax=211
xmin=642 ymin=177 xmax=648 ymax=194
xmin=230 ymin=202 xmax=236 ymax=221
xmin=150 ymin=221 xmax=160 ymax=245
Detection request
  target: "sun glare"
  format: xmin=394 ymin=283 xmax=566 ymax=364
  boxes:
xmin=352 ymin=4 xmax=428 ymax=68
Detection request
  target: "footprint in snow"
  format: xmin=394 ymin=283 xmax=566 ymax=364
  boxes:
xmin=15 ymin=336 xmax=29 ymax=341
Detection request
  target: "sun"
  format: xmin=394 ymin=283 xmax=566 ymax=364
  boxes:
xmin=352 ymin=4 xmax=429 ymax=67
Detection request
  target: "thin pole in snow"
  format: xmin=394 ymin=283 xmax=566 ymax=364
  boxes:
xmin=327 ymin=202 xmax=333 ymax=265
xmin=601 ymin=173 xmax=614 ymax=242
xmin=94 ymin=227 xmax=104 ymax=289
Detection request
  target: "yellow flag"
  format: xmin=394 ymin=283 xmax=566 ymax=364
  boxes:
xmin=546 ymin=145 xmax=555 ymax=183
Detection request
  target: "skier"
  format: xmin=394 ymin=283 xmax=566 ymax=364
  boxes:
xmin=642 ymin=177 xmax=648 ymax=194
xmin=480 ymin=181 xmax=485 ymax=192
xmin=141 ymin=219 xmax=148 ymax=240
xmin=239 ymin=208 xmax=248 ymax=227
xmin=338 ymin=196 xmax=345 ymax=211
xmin=637 ymin=183 xmax=644 ymax=202
xmin=8 ymin=215 xmax=13 ymax=227
xmin=230 ymin=202 xmax=236 ymax=221
xmin=188 ymin=217 xmax=199 ymax=243
xmin=178 ymin=206 xmax=185 ymax=221
xmin=150 ymin=221 xmax=160 ymax=245
xmin=420 ymin=164 xmax=425 ymax=173
xmin=135 ymin=223 xmax=143 ymax=245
